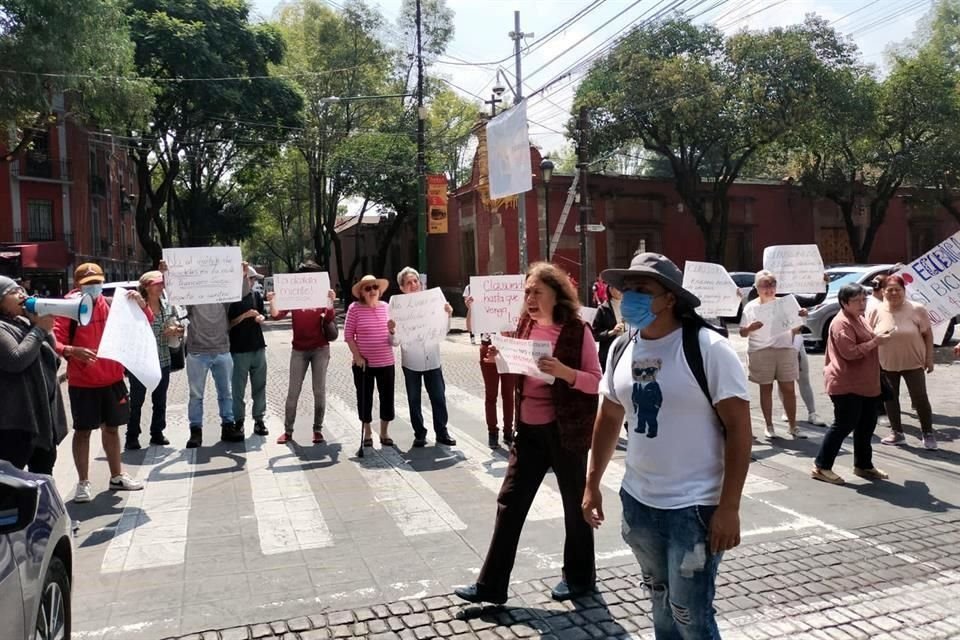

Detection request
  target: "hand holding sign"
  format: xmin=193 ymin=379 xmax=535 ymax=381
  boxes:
xmin=273 ymin=272 xmax=330 ymax=311
xmin=162 ymin=247 xmax=243 ymax=305
xmin=762 ymin=245 xmax=825 ymax=294
xmin=751 ymin=295 xmax=804 ymax=339
xmin=389 ymin=288 xmax=449 ymax=347
xmin=469 ymin=275 xmax=525 ymax=335
xmin=491 ymin=334 xmax=555 ymax=383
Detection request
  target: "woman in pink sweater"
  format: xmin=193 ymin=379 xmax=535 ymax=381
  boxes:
xmin=456 ymin=262 xmax=602 ymax=606
xmin=811 ymin=284 xmax=892 ymax=485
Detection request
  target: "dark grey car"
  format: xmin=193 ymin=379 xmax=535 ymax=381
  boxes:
xmin=0 ymin=462 xmax=73 ymax=640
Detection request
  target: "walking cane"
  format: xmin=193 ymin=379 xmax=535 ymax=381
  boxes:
xmin=356 ymin=362 xmax=367 ymax=458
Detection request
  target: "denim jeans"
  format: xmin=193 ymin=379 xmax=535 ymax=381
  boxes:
xmin=127 ymin=366 xmax=171 ymax=440
xmin=402 ymin=366 xmax=450 ymax=439
xmin=232 ymin=349 xmax=267 ymax=424
xmin=186 ymin=352 xmax=234 ymax=427
xmin=620 ymin=490 xmax=723 ymax=640
xmin=285 ymin=347 xmax=330 ymax=432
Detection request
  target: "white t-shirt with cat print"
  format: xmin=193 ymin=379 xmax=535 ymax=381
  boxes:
xmin=600 ymin=327 xmax=749 ymax=509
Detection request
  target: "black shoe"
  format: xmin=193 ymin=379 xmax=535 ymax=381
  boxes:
xmin=436 ymin=434 xmax=457 ymax=446
xmin=186 ymin=428 xmax=203 ymax=449
xmin=221 ymin=422 xmax=244 ymax=443
xmin=124 ymin=439 xmax=141 ymax=451
xmin=149 ymin=435 xmax=170 ymax=446
xmin=488 ymin=433 xmax=499 ymax=448
xmin=550 ymin=580 xmax=595 ymax=602
xmin=454 ymin=583 xmax=507 ymax=605
xmin=253 ymin=420 xmax=268 ymax=436
xmin=412 ymin=437 xmax=427 ymax=448
xmin=503 ymin=432 xmax=514 ymax=446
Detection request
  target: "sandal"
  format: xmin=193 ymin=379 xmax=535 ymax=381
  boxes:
xmin=313 ymin=431 xmax=325 ymax=445
xmin=379 ymin=436 xmax=395 ymax=447
xmin=362 ymin=437 xmax=373 ymax=448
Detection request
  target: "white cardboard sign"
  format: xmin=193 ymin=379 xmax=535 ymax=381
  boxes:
xmin=579 ymin=306 xmax=599 ymax=324
xmin=98 ymin=288 xmax=162 ymax=393
xmin=900 ymin=230 xmax=960 ymax=344
xmin=162 ymin=246 xmax=243 ymax=305
xmin=273 ymin=272 xmax=330 ymax=311
xmin=469 ymin=275 xmax=526 ymax=335
xmin=389 ymin=288 xmax=449 ymax=347
xmin=751 ymin=294 xmax=803 ymax=340
xmin=486 ymin=101 xmax=532 ymax=199
xmin=762 ymin=244 xmax=825 ymax=294
xmin=491 ymin=334 xmax=555 ymax=384
xmin=682 ymin=261 xmax=741 ymax=317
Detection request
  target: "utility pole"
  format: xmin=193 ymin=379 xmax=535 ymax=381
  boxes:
xmin=577 ymin=106 xmax=592 ymax=306
xmin=416 ymin=0 xmax=427 ymax=273
xmin=509 ymin=11 xmax=531 ymax=271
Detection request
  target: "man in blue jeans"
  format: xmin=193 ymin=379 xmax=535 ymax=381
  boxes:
xmin=392 ymin=267 xmax=456 ymax=447
xmin=582 ymin=253 xmax=753 ymax=639
xmin=160 ymin=259 xmax=250 ymax=448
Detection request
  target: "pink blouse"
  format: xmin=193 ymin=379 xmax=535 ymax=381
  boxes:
xmin=520 ymin=323 xmax=601 ymax=425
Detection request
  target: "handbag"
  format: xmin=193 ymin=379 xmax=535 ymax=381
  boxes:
xmin=169 ymin=344 xmax=185 ymax=372
xmin=323 ymin=314 xmax=339 ymax=342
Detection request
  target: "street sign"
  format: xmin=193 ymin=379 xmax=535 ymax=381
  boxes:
xmin=575 ymin=223 xmax=605 ymax=233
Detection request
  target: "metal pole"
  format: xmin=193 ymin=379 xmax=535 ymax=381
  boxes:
xmin=511 ymin=10 xmax=528 ymax=271
xmin=577 ymin=106 xmax=592 ymax=306
xmin=543 ymin=181 xmax=550 ymax=261
xmin=416 ymin=0 xmax=427 ymax=274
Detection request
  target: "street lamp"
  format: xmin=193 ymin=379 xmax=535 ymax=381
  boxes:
xmin=540 ymin=157 xmax=554 ymax=261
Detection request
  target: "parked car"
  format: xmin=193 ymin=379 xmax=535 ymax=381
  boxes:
xmin=0 ymin=462 xmax=73 ymax=640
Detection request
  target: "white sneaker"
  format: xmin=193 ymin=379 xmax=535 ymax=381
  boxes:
xmin=807 ymin=413 xmax=828 ymax=426
xmin=780 ymin=413 xmax=788 ymax=423
xmin=764 ymin=424 xmax=776 ymax=439
xmin=109 ymin=473 xmax=143 ymax=492
xmin=74 ymin=481 xmax=93 ymax=503
xmin=788 ymin=427 xmax=808 ymax=440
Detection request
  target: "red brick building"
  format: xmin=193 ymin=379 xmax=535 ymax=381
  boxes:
xmin=425 ymin=146 xmax=960 ymax=294
xmin=1 ymin=95 xmax=150 ymax=295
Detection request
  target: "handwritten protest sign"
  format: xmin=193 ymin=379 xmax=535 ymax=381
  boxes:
xmin=491 ymin=334 xmax=555 ymax=384
xmin=273 ymin=272 xmax=330 ymax=311
xmin=682 ymin=261 xmax=740 ymax=317
xmin=487 ymin=101 xmax=532 ymax=199
xmin=900 ymin=230 xmax=960 ymax=344
xmin=389 ymin=288 xmax=449 ymax=347
xmin=162 ymin=246 xmax=242 ymax=305
xmin=98 ymin=288 xmax=161 ymax=393
xmin=762 ymin=245 xmax=825 ymax=293
xmin=751 ymin=294 xmax=803 ymax=340
xmin=579 ymin=306 xmax=598 ymax=324
xmin=469 ymin=275 xmax=525 ymax=334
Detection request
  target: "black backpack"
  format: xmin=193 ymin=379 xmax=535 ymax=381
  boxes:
xmin=607 ymin=316 xmax=728 ymax=421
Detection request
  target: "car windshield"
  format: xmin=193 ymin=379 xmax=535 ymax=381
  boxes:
xmin=826 ymin=271 xmax=864 ymax=295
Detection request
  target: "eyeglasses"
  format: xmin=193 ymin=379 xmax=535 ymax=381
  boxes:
xmin=363 ymin=285 xmax=380 ymax=293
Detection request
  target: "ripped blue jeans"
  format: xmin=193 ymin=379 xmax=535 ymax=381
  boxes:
xmin=620 ymin=489 xmax=723 ymax=640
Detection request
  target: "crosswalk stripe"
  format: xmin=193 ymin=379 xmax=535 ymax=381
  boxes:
xmin=245 ymin=421 xmax=334 ymax=554
xmin=101 ymin=447 xmax=195 ymax=573
xmin=393 ymin=388 xmax=565 ymax=521
xmin=326 ymin=394 xmax=468 ymax=535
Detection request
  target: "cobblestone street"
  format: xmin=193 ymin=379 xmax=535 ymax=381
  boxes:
xmin=57 ymin=319 xmax=960 ymax=640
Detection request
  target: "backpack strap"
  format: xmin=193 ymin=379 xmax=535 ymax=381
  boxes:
xmin=605 ymin=331 xmax=634 ymax=393
xmin=682 ymin=320 xmax=713 ymax=409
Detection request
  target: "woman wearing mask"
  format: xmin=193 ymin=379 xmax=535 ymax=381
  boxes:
xmin=344 ymin=275 xmax=398 ymax=448
xmin=465 ymin=294 xmax=519 ymax=449
xmin=591 ymin=286 xmax=624 ymax=372
xmin=125 ymin=271 xmax=181 ymax=450
xmin=456 ymin=263 xmax=601 ymax=606
xmin=867 ymin=274 xmax=937 ymax=450
xmin=0 ymin=276 xmax=67 ymax=473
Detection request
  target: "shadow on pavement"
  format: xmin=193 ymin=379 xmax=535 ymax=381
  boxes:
xmin=850 ymin=479 xmax=958 ymax=512
xmin=454 ymin=591 xmax=632 ymax=637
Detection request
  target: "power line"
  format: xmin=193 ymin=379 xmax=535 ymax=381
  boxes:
xmin=0 ymin=64 xmax=371 ymax=84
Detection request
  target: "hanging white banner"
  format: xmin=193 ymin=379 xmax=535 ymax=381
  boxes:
xmin=487 ymin=100 xmax=532 ymax=199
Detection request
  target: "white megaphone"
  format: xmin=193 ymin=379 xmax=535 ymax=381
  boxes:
xmin=24 ymin=294 xmax=94 ymax=326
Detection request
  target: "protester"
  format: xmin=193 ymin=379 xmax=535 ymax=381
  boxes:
xmin=811 ymin=284 xmax=891 ymax=484
xmin=582 ymin=252 xmax=752 ymax=640
xmin=456 ymin=262 xmax=601 ymax=605
xmin=125 ymin=270 xmax=180 ymax=450
xmin=54 ymin=263 xmax=144 ymax=502
xmin=344 ymin=274 xmax=397 ymax=448
xmin=741 ymin=270 xmax=825 ymax=438
xmin=394 ymin=267 xmax=457 ymax=447
xmin=228 ymin=266 xmax=269 ymax=437
xmin=867 ymin=274 xmax=937 ymax=450
xmin=0 ymin=276 xmax=67 ymax=473
xmin=158 ymin=259 xmax=250 ymax=448
xmin=465 ymin=296 xmax=519 ymax=448
xmin=268 ymin=260 xmax=337 ymax=445
xmin=865 ymin=277 xmax=885 ymax=317
xmin=591 ymin=285 xmax=624 ymax=373
xmin=592 ymin=275 xmax=608 ymax=307
xmin=779 ymin=334 xmax=827 ymax=427
xmin=463 ymin=283 xmax=476 ymax=345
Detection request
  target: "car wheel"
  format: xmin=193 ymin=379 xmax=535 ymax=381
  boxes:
xmin=35 ymin=556 xmax=70 ymax=640
xmin=819 ymin=315 xmax=836 ymax=352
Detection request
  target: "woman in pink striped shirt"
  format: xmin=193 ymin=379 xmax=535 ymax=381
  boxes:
xmin=344 ymin=275 xmax=399 ymax=448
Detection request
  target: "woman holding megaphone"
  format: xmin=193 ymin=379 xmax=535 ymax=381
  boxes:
xmin=0 ymin=275 xmax=67 ymax=473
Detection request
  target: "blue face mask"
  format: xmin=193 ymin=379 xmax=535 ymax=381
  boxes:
xmin=81 ymin=283 xmax=103 ymax=300
xmin=621 ymin=290 xmax=657 ymax=329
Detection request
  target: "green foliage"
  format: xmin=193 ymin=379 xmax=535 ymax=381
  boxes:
xmin=426 ymin=87 xmax=481 ymax=186
xmin=0 ymin=0 xmax=152 ymax=159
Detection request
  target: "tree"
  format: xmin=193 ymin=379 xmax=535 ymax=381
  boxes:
xmin=0 ymin=0 xmax=152 ymax=161
xmin=574 ymin=16 xmax=858 ymax=262
xmin=126 ymin=0 xmax=303 ymax=264
xmin=426 ymin=87 xmax=481 ymax=187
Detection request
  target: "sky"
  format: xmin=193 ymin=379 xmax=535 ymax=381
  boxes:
xmin=250 ymin=0 xmax=934 ymax=153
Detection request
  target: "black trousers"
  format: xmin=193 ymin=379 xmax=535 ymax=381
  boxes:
xmin=815 ymin=394 xmax=880 ymax=471
xmin=0 ymin=431 xmax=57 ymax=475
xmin=352 ymin=364 xmax=395 ymax=423
xmin=477 ymin=422 xmax=596 ymax=596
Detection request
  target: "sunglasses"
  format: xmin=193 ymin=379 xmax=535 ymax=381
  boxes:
xmin=363 ymin=285 xmax=380 ymax=293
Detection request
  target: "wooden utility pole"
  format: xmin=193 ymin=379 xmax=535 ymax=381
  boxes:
xmin=576 ymin=106 xmax=592 ymax=305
